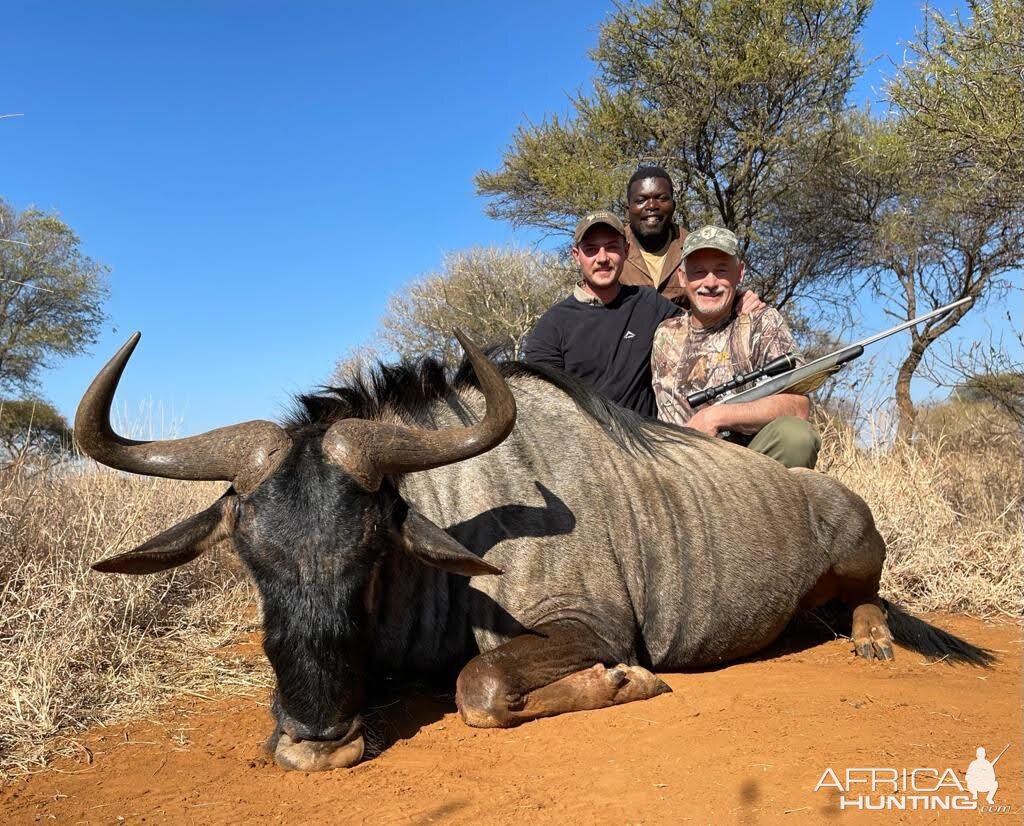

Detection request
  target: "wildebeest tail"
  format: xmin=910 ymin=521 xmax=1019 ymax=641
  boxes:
xmin=882 ymin=599 xmax=994 ymax=666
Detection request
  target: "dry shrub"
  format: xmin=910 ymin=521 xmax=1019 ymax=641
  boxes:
xmin=817 ymin=402 xmax=1022 ymax=617
xmin=0 ymin=455 xmax=267 ymax=776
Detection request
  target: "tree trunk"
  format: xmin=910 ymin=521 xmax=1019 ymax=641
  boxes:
xmin=895 ymin=344 xmax=927 ymax=442
xmin=894 ymin=364 xmax=916 ymax=442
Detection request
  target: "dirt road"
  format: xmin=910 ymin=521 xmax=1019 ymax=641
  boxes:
xmin=3 ymin=615 xmax=1020 ymax=824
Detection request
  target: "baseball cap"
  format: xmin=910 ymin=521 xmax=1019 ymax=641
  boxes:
xmin=681 ymin=225 xmax=740 ymax=259
xmin=573 ymin=211 xmax=626 ymax=245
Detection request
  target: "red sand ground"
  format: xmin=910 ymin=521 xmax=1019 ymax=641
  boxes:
xmin=2 ymin=614 xmax=1020 ymax=824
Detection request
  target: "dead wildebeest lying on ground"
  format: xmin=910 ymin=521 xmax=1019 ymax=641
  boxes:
xmin=76 ymin=332 xmax=991 ymax=772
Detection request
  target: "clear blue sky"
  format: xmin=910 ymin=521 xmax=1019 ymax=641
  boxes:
xmin=4 ymin=0 xmax=980 ymax=434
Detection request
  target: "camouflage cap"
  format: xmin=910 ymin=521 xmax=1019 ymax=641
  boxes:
xmin=681 ymin=225 xmax=740 ymax=259
xmin=573 ymin=210 xmax=626 ymax=245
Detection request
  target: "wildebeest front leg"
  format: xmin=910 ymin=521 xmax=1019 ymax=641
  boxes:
xmin=456 ymin=620 xmax=670 ymax=728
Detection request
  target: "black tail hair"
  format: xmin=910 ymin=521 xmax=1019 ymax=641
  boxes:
xmin=882 ymin=600 xmax=995 ymax=666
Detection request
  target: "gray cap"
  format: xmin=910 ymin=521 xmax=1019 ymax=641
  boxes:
xmin=681 ymin=225 xmax=740 ymax=259
xmin=573 ymin=210 xmax=626 ymax=245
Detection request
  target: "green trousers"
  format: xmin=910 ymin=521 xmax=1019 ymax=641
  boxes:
xmin=727 ymin=416 xmax=821 ymax=469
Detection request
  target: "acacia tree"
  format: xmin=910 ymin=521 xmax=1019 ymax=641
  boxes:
xmin=0 ymin=398 xmax=72 ymax=462
xmin=0 ymin=200 xmax=109 ymax=394
xmin=839 ymin=1 xmax=1024 ymax=439
xmin=863 ymin=175 xmax=1021 ymax=440
xmin=955 ymin=370 xmax=1024 ymax=427
xmin=332 ymin=247 xmax=574 ymax=380
xmin=828 ymin=112 xmax=1023 ymax=440
xmin=476 ymin=0 xmax=871 ymax=307
xmin=887 ymin=0 xmax=1023 ymax=210
xmin=919 ymin=316 xmax=1024 ymax=433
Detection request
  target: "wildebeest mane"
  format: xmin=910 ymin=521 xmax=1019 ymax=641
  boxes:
xmin=288 ymin=354 xmax=686 ymax=457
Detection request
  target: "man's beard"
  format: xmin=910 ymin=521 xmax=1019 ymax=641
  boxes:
xmin=692 ymin=289 xmax=734 ymax=319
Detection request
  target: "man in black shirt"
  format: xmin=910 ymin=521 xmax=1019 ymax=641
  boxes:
xmin=523 ymin=211 xmax=682 ymax=417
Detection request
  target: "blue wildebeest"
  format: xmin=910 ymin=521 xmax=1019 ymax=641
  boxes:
xmin=76 ymin=332 xmax=990 ymax=771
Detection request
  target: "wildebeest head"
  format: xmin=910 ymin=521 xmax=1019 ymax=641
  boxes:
xmin=75 ymin=331 xmax=515 ymax=771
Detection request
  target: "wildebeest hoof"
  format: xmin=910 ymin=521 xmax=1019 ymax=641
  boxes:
xmin=853 ymin=625 xmax=895 ymax=662
xmin=608 ymin=664 xmax=672 ymax=701
xmin=852 ymin=604 xmax=896 ymax=663
xmin=584 ymin=663 xmax=671 ymax=704
xmin=596 ymin=663 xmax=628 ymax=689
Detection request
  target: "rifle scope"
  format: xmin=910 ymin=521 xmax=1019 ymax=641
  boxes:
xmin=686 ymin=353 xmax=798 ymax=408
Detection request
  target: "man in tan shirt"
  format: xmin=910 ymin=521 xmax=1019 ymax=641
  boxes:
xmin=619 ymin=167 xmax=688 ymax=305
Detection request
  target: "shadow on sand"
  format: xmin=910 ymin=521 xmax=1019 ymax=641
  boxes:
xmin=362 ymin=688 xmax=458 ymax=756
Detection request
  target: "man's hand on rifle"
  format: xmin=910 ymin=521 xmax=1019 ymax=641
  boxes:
xmin=687 ymin=393 xmax=812 ymax=439
xmin=686 ymin=405 xmax=726 ymax=438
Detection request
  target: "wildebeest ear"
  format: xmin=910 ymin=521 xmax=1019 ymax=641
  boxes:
xmin=398 ymin=508 xmax=502 ymax=577
xmin=92 ymin=494 xmax=237 ymax=575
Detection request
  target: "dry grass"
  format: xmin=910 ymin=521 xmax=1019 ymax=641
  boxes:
xmin=0 ymin=457 xmax=268 ymax=777
xmin=0 ymin=403 xmax=1020 ymax=776
xmin=818 ymin=403 xmax=1023 ymax=617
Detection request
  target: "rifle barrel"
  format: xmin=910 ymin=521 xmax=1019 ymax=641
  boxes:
xmin=721 ymin=297 xmax=972 ymax=406
xmin=722 ymin=345 xmax=862 ymax=405
xmin=851 ymin=297 xmax=973 ymax=351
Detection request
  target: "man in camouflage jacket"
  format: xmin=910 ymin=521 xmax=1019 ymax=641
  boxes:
xmin=651 ymin=226 xmax=820 ymax=469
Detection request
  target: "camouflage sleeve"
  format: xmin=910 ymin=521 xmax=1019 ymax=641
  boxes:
xmin=651 ymin=324 xmax=670 ymax=382
xmin=651 ymin=319 xmax=691 ymax=424
xmin=750 ymin=308 xmax=804 ymax=369
xmin=651 ymin=326 xmax=669 ymax=405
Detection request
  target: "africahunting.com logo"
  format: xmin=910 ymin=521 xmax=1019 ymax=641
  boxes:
xmin=815 ymin=744 xmax=1012 ymax=812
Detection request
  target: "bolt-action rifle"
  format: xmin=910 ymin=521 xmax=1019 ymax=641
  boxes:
xmin=686 ymin=297 xmax=972 ymax=409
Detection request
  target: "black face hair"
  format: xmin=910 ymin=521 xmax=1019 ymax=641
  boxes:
xmin=235 ymin=437 xmax=386 ymax=734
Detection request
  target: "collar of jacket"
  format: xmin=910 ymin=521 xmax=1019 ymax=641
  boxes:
xmin=624 ymin=222 xmax=682 ymax=288
xmin=688 ymin=308 xmax=748 ymax=337
xmin=572 ymin=282 xmax=607 ymax=306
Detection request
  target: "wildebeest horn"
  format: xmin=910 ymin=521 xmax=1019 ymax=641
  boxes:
xmin=323 ymin=329 xmax=517 ymax=491
xmin=75 ymin=333 xmax=292 ymax=494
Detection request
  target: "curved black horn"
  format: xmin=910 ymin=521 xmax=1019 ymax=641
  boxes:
xmin=75 ymin=333 xmax=291 ymax=494
xmin=323 ymin=329 xmax=517 ymax=491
